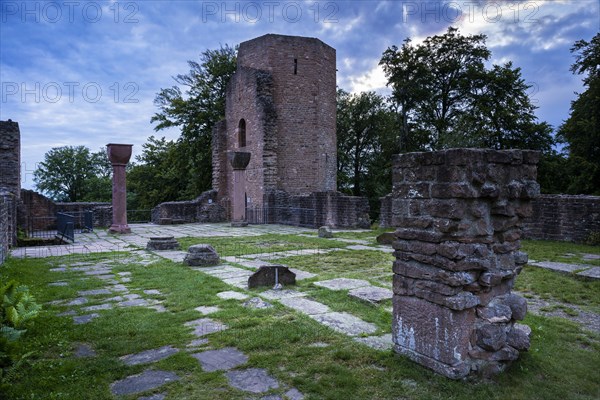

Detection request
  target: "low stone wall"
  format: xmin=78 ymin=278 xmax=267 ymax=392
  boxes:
xmin=20 ymin=189 xmax=112 ymax=230
xmin=263 ymin=190 xmax=371 ymax=229
xmin=390 ymin=148 xmax=538 ymax=379
xmin=522 ymin=194 xmax=600 ymax=243
xmin=0 ymin=190 xmax=18 ymax=265
xmin=151 ymin=190 xmax=226 ymax=225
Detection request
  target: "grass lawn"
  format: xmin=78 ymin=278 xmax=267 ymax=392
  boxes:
xmin=1 ymin=234 xmax=599 ymax=400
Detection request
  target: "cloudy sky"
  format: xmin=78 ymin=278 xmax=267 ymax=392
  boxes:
xmin=1 ymin=0 xmax=598 ymax=190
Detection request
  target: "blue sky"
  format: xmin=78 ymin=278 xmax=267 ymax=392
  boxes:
xmin=1 ymin=0 xmax=598 ymax=190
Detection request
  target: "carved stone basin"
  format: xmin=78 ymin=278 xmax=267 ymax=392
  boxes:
xmin=228 ymin=151 xmax=251 ymax=170
xmin=107 ymin=143 xmax=133 ymax=165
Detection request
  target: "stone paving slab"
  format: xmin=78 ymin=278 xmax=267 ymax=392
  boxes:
xmin=348 ymin=286 xmax=393 ymax=303
xmin=582 ymin=253 xmax=600 ymax=261
xmin=310 ymin=312 xmax=378 ymax=336
xmin=73 ymin=313 xmax=99 ymax=325
xmin=353 ymin=334 xmax=393 ymax=351
xmin=346 ymin=244 xmax=395 ymax=253
xmin=78 ymin=289 xmax=112 ymax=296
xmin=217 ymin=291 xmax=249 ymax=300
xmin=184 ymin=318 xmax=228 ymax=337
xmin=243 ymin=297 xmax=273 ymax=309
xmin=192 ymin=347 xmax=248 ymax=372
xmin=82 ymin=303 xmax=113 ymax=312
xmin=67 ymin=297 xmax=88 ymax=306
xmin=222 ymin=277 xmax=250 ymax=289
xmin=530 ymin=261 xmax=596 ymax=276
xmin=225 ymin=368 xmax=279 ymax=393
xmin=288 ymin=268 xmax=316 ymax=280
xmin=120 ymin=345 xmax=180 ymax=366
xmin=278 ymin=297 xmax=330 ymax=315
xmin=259 ymin=289 xmax=307 ymax=300
xmin=74 ymin=343 xmax=96 ymax=358
xmin=110 ymin=370 xmax=180 ymax=396
xmin=285 ymin=388 xmax=305 ymax=400
xmin=138 ymin=394 xmax=166 ymax=400
xmin=195 ymin=306 xmax=220 ymax=315
xmin=48 ymin=281 xmax=69 ymax=286
xmin=313 ymin=278 xmax=371 ymax=291
xmin=578 ymin=267 xmax=600 ymax=279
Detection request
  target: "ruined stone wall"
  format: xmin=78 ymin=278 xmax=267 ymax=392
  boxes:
xmin=151 ymin=190 xmax=226 ymax=225
xmin=383 ymin=192 xmax=600 ymax=244
xmin=0 ymin=190 xmax=18 ymax=265
xmin=0 ymin=120 xmax=21 ymax=198
xmin=263 ymin=190 xmax=370 ymax=229
xmin=391 ymin=149 xmax=538 ymax=379
xmin=19 ymin=189 xmax=112 ymax=230
xmin=523 ymin=194 xmax=600 ymax=243
xmin=235 ymin=34 xmax=337 ymax=195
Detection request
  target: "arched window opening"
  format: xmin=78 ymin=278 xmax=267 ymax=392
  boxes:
xmin=238 ymin=119 xmax=247 ymax=148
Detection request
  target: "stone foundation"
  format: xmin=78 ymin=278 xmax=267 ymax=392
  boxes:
xmin=151 ymin=190 xmax=226 ymax=225
xmin=390 ymin=149 xmax=539 ymax=379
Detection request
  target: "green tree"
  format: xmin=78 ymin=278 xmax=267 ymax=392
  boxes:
xmin=337 ymin=89 xmax=398 ymax=219
xmin=380 ymin=27 xmax=553 ymax=152
xmin=33 ymin=146 xmax=110 ymax=202
xmin=150 ymin=45 xmax=237 ymax=199
xmin=557 ymin=33 xmax=600 ymax=194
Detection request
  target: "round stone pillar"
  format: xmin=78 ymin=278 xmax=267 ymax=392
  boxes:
xmin=107 ymin=143 xmax=133 ymax=234
xmin=228 ymin=151 xmax=251 ymax=227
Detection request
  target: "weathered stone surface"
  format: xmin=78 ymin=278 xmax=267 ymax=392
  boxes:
xmin=194 ymin=306 xmax=220 ymax=315
xmin=477 ymin=300 xmax=512 ymax=323
xmin=310 ymin=312 xmax=378 ymax=336
xmin=73 ymin=313 xmax=99 ymax=325
xmin=184 ymin=318 xmax=228 ymax=337
xmin=348 ymin=286 xmax=393 ymax=304
xmin=78 ymin=289 xmax=112 ymax=296
xmin=225 ymin=368 xmax=279 ymax=393
xmin=278 ymin=297 xmax=330 ymax=315
xmin=353 ymin=334 xmax=393 ymax=351
xmin=313 ymin=278 xmax=370 ymax=291
xmin=376 ymin=231 xmax=395 ymax=245
xmin=110 ymin=370 xmax=180 ymax=396
xmin=248 ymin=265 xmax=296 ymax=288
xmin=147 ymin=236 xmax=180 ymax=251
xmin=507 ymin=324 xmax=531 ymax=351
xmin=318 ymin=226 xmax=333 ymax=238
xmin=183 ymin=244 xmax=220 ymax=267
xmin=393 ymin=295 xmax=475 ymax=367
xmin=74 ymin=343 xmax=96 ymax=358
xmin=242 ymin=297 xmax=273 ymax=309
xmin=192 ymin=347 xmax=248 ymax=372
xmin=120 ymin=346 xmax=180 ymax=366
xmin=476 ymin=323 xmax=507 ymax=351
xmin=502 ymin=293 xmax=527 ymax=321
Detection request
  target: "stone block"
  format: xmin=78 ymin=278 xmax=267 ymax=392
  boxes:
xmin=248 ymin=265 xmax=296 ymax=288
xmin=393 ymin=295 xmax=475 ymax=368
xmin=318 ymin=226 xmax=333 ymax=238
xmin=376 ymin=231 xmax=395 ymax=245
xmin=184 ymin=244 xmax=220 ymax=267
xmin=146 ymin=236 xmax=180 ymax=251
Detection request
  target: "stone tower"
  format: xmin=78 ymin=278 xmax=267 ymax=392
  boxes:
xmin=213 ymin=34 xmax=337 ymax=214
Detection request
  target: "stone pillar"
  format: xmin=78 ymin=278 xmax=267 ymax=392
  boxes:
xmin=107 ymin=144 xmax=132 ymax=234
xmin=228 ymin=151 xmax=251 ymax=227
xmin=0 ymin=120 xmax=21 ymax=198
xmin=391 ymin=149 xmax=539 ymax=379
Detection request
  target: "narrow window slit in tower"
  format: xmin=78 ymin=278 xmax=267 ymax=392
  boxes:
xmin=294 ymin=58 xmax=298 ymax=75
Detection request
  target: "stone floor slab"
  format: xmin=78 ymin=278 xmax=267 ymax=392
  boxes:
xmin=73 ymin=313 xmax=99 ymax=325
xmin=285 ymin=388 xmax=305 ymax=400
xmin=278 ymin=297 xmax=330 ymax=315
xmin=577 ymin=267 xmax=600 ymax=279
xmin=288 ymin=268 xmax=316 ymax=280
xmin=259 ymin=289 xmax=306 ymax=300
xmin=346 ymin=244 xmax=394 ymax=253
xmin=310 ymin=312 xmax=378 ymax=336
xmin=225 ymin=368 xmax=279 ymax=393
xmin=82 ymin=303 xmax=113 ymax=312
xmin=530 ymin=261 xmax=590 ymax=274
xmin=348 ymin=286 xmax=393 ymax=303
xmin=313 ymin=278 xmax=371 ymax=291
xmin=119 ymin=299 xmax=150 ymax=308
xmin=192 ymin=347 xmax=248 ymax=372
xmin=184 ymin=318 xmax=228 ymax=337
xmin=144 ymin=289 xmax=162 ymax=295
xmin=66 ymin=297 xmax=88 ymax=306
xmin=110 ymin=370 xmax=180 ymax=396
xmin=217 ymin=291 xmax=249 ymax=300
xmin=138 ymin=394 xmax=166 ymax=400
xmin=194 ymin=306 xmax=220 ymax=315
xmin=120 ymin=345 xmax=180 ymax=366
xmin=243 ymin=297 xmax=273 ymax=309
xmin=353 ymin=334 xmax=393 ymax=351
xmin=78 ymin=289 xmax=112 ymax=296
xmin=48 ymin=281 xmax=68 ymax=287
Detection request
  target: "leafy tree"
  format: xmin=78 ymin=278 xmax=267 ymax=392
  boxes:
xmin=127 ymin=136 xmax=183 ymax=210
xmin=557 ymin=33 xmax=600 ymax=194
xmin=380 ymin=27 xmax=553 ymax=152
xmin=150 ymin=45 xmax=237 ymax=199
xmin=337 ymin=89 xmax=398 ymax=219
xmin=33 ymin=146 xmax=110 ymax=202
